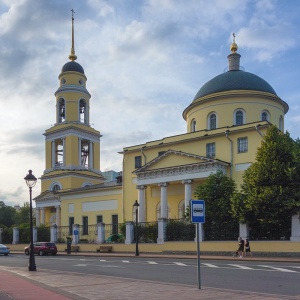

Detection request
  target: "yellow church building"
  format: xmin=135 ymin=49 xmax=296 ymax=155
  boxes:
xmin=34 ymin=17 xmax=296 ymax=243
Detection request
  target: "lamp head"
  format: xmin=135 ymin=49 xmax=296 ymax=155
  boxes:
xmin=24 ymin=170 xmax=37 ymax=188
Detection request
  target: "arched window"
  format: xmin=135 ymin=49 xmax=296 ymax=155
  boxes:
xmin=235 ymin=110 xmax=244 ymax=125
xmin=261 ymin=111 xmax=269 ymax=121
xmin=57 ymin=98 xmax=65 ymax=123
xmin=50 ymin=182 xmax=62 ymax=192
xmin=79 ymin=99 xmax=88 ymax=124
xmin=279 ymin=116 xmax=283 ymax=131
xmin=191 ymin=119 xmax=196 ymax=132
xmin=208 ymin=113 xmax=217 ymax=130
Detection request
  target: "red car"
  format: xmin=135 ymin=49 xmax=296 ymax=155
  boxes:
xmin=25 ymin=242 xmax=57 ymax=256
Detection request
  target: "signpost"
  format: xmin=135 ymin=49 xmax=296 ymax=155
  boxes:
xmin=190 ymin=200 xmax=205 ymax=289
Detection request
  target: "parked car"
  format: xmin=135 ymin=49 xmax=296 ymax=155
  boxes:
xmin=24 ymin=242 xmax=57 ymax=256
xmin=0 ymin=244 xmax=10 ymax=256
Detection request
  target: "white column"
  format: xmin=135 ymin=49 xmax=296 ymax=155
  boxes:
xmin=52 ymin=141 xmax=56 ymax=168
xmin=137 ymin=185 xmax=147 ymax=223
xmin=12 ymin=227 xmax=19 ymax=244
xmin=159 ymin=182 xmax=168 ymax=219
xmin=33 ymin=226 xmax=38 ymax=243
xmin=35 ymin=208 xmax=40 ymax=226
xmin=125 ymin=221 xmax=134 ymax=244
xmin=89 ymin=141 xmax=93 ymax=169
xmin=62 ymin=138 xmax=66 ymax=166
xmin=239 ymin=223 xmax=249 ymax=239
xmin=182 ymin=179 xmax=193 ymax=210
xmin=50 ymin=225 xmax=58 ymax=243
xmin=41 ymin=208 xmax=45 ymax=225
xmin=96 ymin=222 xmax=106 ymax=244
xmin=157 ymin=218 xmax=167 ymax=244
xmin=291 ymin=213 xmax=300 ymax=241
xmin=55 ymin=206 xmax=60 ymax=227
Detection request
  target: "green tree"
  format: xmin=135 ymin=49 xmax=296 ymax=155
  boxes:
xmin=15 ymin=202 xmax=31 ymax=225
xmin=232 ymin=126 xmax=300 ymax=225
xmin=194 ymin=171 xmax=238 ymax=240
xmin=0 ymin=201 xmax=17 ymax=227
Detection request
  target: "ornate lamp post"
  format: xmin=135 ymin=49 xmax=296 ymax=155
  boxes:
xmin=24 ymin=170 xmax=37 ymax=271
xmin=133 ymin=200 xmax=139 ymax=256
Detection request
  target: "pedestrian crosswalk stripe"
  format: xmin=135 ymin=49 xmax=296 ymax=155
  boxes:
xmin=257 ymin=265 xmax=297 ymax=273
xmin=202 ymin=263 xmax=219 ymax=268
xmin=173 ymin=262 xmax=187 ymax=266
xmin=227 ymin=264 xmax=254 ymax=270
xmin=147 ymin=261 xmax=158 ymax=264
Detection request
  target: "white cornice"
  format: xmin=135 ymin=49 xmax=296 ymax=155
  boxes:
xmin=55 ymin=84 xmax=91 ymax=98
xmin=136 ymin=162 xmax=228 ymax=185
xmin=44 ymin=127 xmax=100 ymax=142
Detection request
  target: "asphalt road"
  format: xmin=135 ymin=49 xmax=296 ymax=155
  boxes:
xmin=1 ymin=254 xmax=300 ymax=296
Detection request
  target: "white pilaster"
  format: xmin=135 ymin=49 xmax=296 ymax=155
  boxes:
xmin=137 ymin=185 xmax=147 ymax=223
xmin=159 ymin=182 xmax=168 ymax=219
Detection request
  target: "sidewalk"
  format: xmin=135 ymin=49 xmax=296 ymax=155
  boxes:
xmin=0 ymin=252 xmax=300 ymax=300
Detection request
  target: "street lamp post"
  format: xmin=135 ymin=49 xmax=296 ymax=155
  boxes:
xmin=24 ymin=170 xmax=37 ymax=271
xmin=133 ymin=200 xmax=139 ymax=256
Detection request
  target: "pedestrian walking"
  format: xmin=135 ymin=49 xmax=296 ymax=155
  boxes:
xmin=244 ymin=238 xmax=252 ymax=257
xmin=237 ymin=237 xmax=244 ymax=258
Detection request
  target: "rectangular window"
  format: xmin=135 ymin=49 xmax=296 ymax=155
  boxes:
xmin=238 ymin=137 xmax=248 ymax=153
xmin=82 ymin=216 xmax=88 ymax=235
xmin=96 ymin=215 xmax=103 ymax=224
xmin=135 ymin=156 xmax=142 ymax=168
xmin=206 ymin=143 xmax=215 ymax=158
xmin=69 ymin=217 xmax=74 ymax=235
xmin=112 ymin=214 xmax=118 ymax=234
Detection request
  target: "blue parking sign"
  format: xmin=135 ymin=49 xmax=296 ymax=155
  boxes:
xmin=190 ymin=200 xmax=205 ymax=223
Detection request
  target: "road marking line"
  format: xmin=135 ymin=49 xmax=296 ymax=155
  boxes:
xmin=122 ymin=260 xmax=130 ymax=263
xmin=74 ymin=264 xmax=87 ymax=267
xmin=80 ymin=259 xmax=86 ymax=261
xmin=99 ymin=259 xmax=107 ymax=262
xmin=173 ymin=262 xmax=187 ymax=266
xmin=202 ymin=263 xmax=219 ymax=268
xmin=257 ymin=265 xmax=297 ymax=273
xmin=227 ymin=264 xmax=254 ymax=270
xmin=147 ymin=261 xmax=158 ymax=264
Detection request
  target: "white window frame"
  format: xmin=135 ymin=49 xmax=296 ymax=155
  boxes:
xmin=206 ymin=142 xmax=216 ymax=158
xmin=238 ymin=137 xmax=248 ymax=153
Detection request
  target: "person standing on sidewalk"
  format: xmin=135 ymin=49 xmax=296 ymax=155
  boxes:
xmin=244 ymin=238 xmax=252 ymax=257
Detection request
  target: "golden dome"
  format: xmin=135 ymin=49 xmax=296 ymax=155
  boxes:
xmin=230 ymin=33 xmax=238 ymax=53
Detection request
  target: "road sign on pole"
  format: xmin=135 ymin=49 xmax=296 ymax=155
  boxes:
xmin=190 ymin=199 xmax=205 ymax=290
xmin=190 ymin=200 xmax=205 ymax=223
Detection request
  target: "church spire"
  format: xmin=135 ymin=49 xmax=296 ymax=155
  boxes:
xmin=227 ymin=32 xmax=241 ymax=71
xmin=69 ymin=9 xmax=77 ymax=61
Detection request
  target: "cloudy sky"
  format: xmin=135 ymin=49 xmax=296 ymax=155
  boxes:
xmin=1 ymin=0 xmax=300 ymax=206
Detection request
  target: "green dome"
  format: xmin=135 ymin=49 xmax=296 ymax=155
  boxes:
xmin=61 ymin=61 xmax=84 ymax=74
xmin=193 ymin=70 xmax=277 ymax=101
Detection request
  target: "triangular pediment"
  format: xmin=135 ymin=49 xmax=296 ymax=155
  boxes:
xmin=134 ymin=150 xmax=224 ymax=173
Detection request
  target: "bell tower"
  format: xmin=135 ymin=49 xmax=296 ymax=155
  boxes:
xmin=41 ymin=11 xmax=104 ymax=192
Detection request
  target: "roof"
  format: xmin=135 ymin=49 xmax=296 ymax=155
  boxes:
xmin=61 ymin=61 xmax=84 ymax=74
xmin=193 ymin=70 xmax=277 ymax=101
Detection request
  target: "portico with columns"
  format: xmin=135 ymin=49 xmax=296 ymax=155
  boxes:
xmin=133 ymin=150 xmax=229 ymax=222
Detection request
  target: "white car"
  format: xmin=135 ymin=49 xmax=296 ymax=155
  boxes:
xmin=0 ymin=244 xmax=10 ymax=256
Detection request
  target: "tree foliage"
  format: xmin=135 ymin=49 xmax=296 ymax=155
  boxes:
xmin=231 ymin=126 xmax=300 ymax=224
xmin=194 ymin=171 xmax=238 ymax=240
xmin=0 ymin=201 xmax=17 ymax=228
